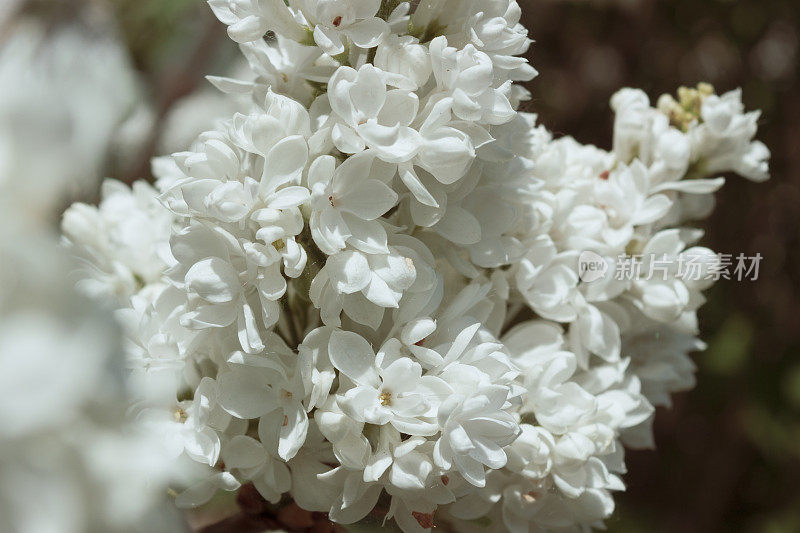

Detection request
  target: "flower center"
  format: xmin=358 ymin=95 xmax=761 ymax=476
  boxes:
xmin=378 ymin=391 xmax=392 ymax=406
xmin=332 ymin=15 xmax=342 ymax=27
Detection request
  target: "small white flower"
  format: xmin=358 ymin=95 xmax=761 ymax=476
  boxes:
xmin=327 ymin=64 xmax=422 ymax=162
xmin=216 ymin=345 xmax=309 ymax=460
xmin=310 ymin=239 xmax=434 ymax=329
xmin=208 ymin=35 xmax=333 ymax=107
xmin=222 ymin=424 xmax=291 ymax=503
xmin=308 ymin=151 xmax=397 ymax=255
xmin=434 ymin=387 xmax=520 ymax=487
xmin=429 ymin=36 xmax=516 ymax=125
xmin=169 ymin=221 xmax=284 ymax=353
xmin=375 ymin=34 xmax=432 ymax=88
xmin=62 ymin=179 xmax=176 ymax=306
xmin=294 ymin=0 xmax=390 ymax=55
xmin=328 ymin=329 xmax=449 ymax=435
xmin=209 ymin=0 xmax=305 ymax=43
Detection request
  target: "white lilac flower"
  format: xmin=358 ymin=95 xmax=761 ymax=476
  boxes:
xmin=429 ymin=36 xmax=516 ymax=125
xmin=208 ymin=35 xmax=334 ymax=107
xmin=462 ymin=0 xmax=535 ymax=83
xmin=692 ymin=89 xmax=771 ymax=182
xmin=58 ymin=1 xmax=773 ymax=531
xmin=216 ymin=336 xmax=310 ymax=460
xmin=375 ymin=34 xmax=433 ymax=88
xmin=209 ymin=0 xmax=306 ymax=43
xmin=326 ymin=64 xmax=422 ymax=161
xmin=310 ymin=232 xmax=436 ymax=329
xmin=292 ymin=0 xmax=390 ymax=55
xmin=308 ymin=151 xmax=398 ymax=255
xmin=329 ymin=329 xmax=450 ymax=435
xmin=434 ymin=387 xmax=520 ymax=487
xmin=221 ymin=422 xmax=292 ymax=503
xmin=62 ymin=180 xmax=176 ymax=306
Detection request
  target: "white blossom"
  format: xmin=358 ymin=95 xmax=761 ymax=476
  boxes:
xmin=55 ymin=1 xmax=773 ymax=531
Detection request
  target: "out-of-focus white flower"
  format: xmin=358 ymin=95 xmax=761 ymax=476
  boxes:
xmin=0 ymin=21 xmax=140 ymax=231
xmin=0 ymin=20 xmax=183 ymax=532
xmin=0 ymin=238 xmax=181 ymax=533
xmin=63 ymin=180 xmax=176 ymax=306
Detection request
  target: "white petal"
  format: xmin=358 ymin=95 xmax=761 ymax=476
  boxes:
xmin=223 ymin=435 xmax=266 ymax=470
xmin=350 ymin=64 xmax=388 ymax=119
xmin=217 ymin=368 xmax=274 ymax=419
xmin=631 ymin=194 xmax=672 ymax=225
xmin=228 ymin=16 xmax=268 ymax=43
xmin=340 ymin=214 xmax=389 ymax=254
xmin=651 ymin=177 xmax=726 ymax=194
xmin=266 ymin=186 xmax=310 ymax=209
xmin=314 ymin=24 xmax=345 ymax=55
xmin=342 ymin=293 xmax=385 ymax=330
xmin=313 ymin=208 xmax=351 ymax=255
xmin=237 ymin=300 xmax=265 ymax=354
xmin=278 ymin=402 xmax=308 ymax=460
xmin=363 ymin=275 xmax=401 ymax=308
xmin=308 ymin=155 xmax=336 ymax=188
xmin=434 ymin=206 xmax=482 ymax=245
xmin=357 ymin=122 xmax=422 ymax=163
xmin=400 ymin=164 xmax=439 ymax=208
xmin=326 ymin=250 xmax=371 ymax=294
xmin=343 ymin=17 xmax=389 ymax=49
xmin=332 ymin=123 xmax=367 ymax=154
xmin=328 ymin=329 xmax=380 ymax=387
xmin=339 ymin=179 xmax=398 ymax=220
xmin=185 ymin=257 xmax=240 ymax=303
xmin=260 ymin=135 xmax=308 ymax=195
xmin=400 ymin=318 xmax=437 ymax=346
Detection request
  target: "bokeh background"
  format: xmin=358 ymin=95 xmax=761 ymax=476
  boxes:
xmin=5 ymin=0 xmax=800 ymax=531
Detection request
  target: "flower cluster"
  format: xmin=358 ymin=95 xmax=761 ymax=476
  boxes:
xmin=63 ymin=1 xmax=770 ymax=530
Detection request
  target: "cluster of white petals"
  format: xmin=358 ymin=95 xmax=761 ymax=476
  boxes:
xmin=61 ymin=1 xmax=771 ymax=531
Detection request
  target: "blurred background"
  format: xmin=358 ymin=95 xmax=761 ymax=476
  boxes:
xmin=3 ymin=0 xmax=799 ymax=531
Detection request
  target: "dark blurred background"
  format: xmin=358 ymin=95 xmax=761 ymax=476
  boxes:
xmin=9 ymin=0 xmax=800 ymax=531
